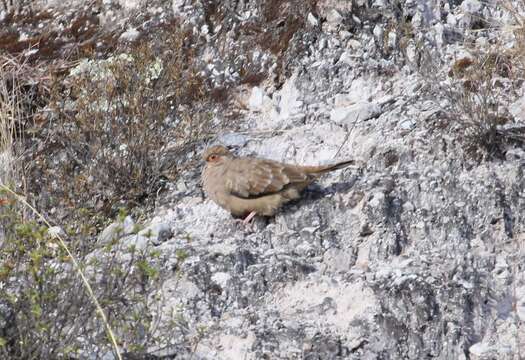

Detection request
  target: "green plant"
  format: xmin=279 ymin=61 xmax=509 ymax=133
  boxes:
xmin=0 ymin=185 xmax=123 ymax=359
xmin=0 ymin=187 xmax=183 ymax=359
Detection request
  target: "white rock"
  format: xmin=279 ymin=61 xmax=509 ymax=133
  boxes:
xmin=326 ymin=9 xmax=344 ymax=25
xmin=211 ymin=272 xmax=231 ymax=288
xmin=475 ymin=36 xmax=488 ymax=47
xmin=122 ymin=234 xmax=150 ymax=249
xmin=318 ymin=38 xmax=327 ymax=50
xmin=217 ymin=133 xmax=248 ymax=147
xmin=98 ymin=223 xmax=124 ymax=245
xmin=372 ymin=0 xmax=387 ymax=7
xmin=434 ymin=22 xmax=444 ymax=48
xmin=119 ymin=27 xmax=140 ymax=42
xmin=172 ymin=0 xmax=185 ymax=14
xmin=347 ymin=40 xmax=361 ymax=50
xmin=509 ymin=96 xmax=525 ymax=122
xmin=323 ymin=248 xmax=353 ymax=272
xmin=277 ymin=73 xmax=303 ymax=121
xmin=121 ymin=0 xmax=141 ymax=10
xmin=273 ymin=276 xmax=378 ymax=334
xmin=339 ymin=30 xmax=352 ymax=40
xmin=248 ymin=87 xmax=265 ymax=111
xmin=447 ymin=13 xmax=457 ymax=26
xmin=122 ymin=215 xmax=136 ymax=234
xmin=505 ymin=148 xmax=525 ymax=161
xmin=139 ymin=222 xmax=173 ymax=245
xmin=334 ymin=93 xmax=353 ymax=108
xmin=461 ymin=0 xmax=482 ymax=13
xmin=469 ymin=342 xmax=494 ymax=358
xmin=368 ymin=192 xmax=386 ymax=209
xmin=516 ymin=285 xmax=525 ymax=321
xmin=402 ymin=201 xmax=415 ymax=212
xmin=387 ymin=31 xmax=396 ymax=48
xmin=405 ymin=42 xmax=417 ymax=63
xmin=373 ymin=25 xmax=383 ymax=41
xmin=338 ymin=50 xmax=357 ymax=65
xmin=330 ymin=102 xmax=381 ymax=125
xmin=23 ymin=48 xmax=39 ymax=57
xmin=98 ymin=215 xmax=136 ymax=245
xmin=399 ymin=119 xmax=416 ymax=131
xmin=47 ymin=226 xmax=66 ymax=239
xmin=307 ymin=12 xmax=318 ymax=27
xmin=175 ymin=178 xmax=188 ymax=192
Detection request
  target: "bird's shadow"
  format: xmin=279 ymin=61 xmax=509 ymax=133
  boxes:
xmin=277 ymin=175 xmax=359 ymax=218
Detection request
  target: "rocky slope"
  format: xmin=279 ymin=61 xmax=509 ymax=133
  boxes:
xmin=3 ymin=0 xmax=525 ymax=359
xmin=145 ymin=1 xmax=524 ymax=359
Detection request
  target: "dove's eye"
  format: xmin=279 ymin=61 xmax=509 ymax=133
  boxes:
xmin=208 ymin=154 xmax=219 ymax=162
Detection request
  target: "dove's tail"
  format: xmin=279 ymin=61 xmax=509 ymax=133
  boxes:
xmin=302 ymin=159 xmax=356 ymax=175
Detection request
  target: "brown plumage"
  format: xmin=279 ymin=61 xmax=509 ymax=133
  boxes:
xmin=201 ymin=145 xmax=355 ymax=221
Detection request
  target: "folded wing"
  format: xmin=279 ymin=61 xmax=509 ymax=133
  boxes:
xmin=225 ymin=158 xmax=309 ymax=198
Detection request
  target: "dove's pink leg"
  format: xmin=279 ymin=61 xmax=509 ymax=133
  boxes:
xmin=242 ymin=211 xmax=257 ymax=225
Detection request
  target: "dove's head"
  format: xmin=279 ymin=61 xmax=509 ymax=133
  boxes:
xmin=203 ymin=145 xmax=234 ymax=166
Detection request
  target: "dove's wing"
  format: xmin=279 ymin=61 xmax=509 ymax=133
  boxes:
xmin=224 ymin=157 xmax=310 ymax=198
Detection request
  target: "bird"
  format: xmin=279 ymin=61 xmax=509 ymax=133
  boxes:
xmin=201 ymin=145 xmax=356 ymax=224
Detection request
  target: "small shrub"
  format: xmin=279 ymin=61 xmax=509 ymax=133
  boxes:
xmin=0 ymin=191 xmax=183 ymax=359
xmin=420 ymin=46 xmax=524 ymax=161
xmin=21 ymin=26 xmax=218 ymax=223
xmin=417 ymin=2 xmax=525 ymax=162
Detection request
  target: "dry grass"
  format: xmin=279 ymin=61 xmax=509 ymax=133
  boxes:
xmin=447 ymin=50 xmax=520 ymax=159
xmin=17 ymin=25 xmax=222 ymax=224
xmin=0 ymin=56 xmax=24 ymax=186
xmin=0 ymin=53 xmax=60 ymax=186
xmin=0 ymin=0 xmax=35 ymax=13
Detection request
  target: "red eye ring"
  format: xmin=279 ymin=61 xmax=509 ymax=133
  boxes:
xmin=209 ymin=154 xmax=218 ymax=161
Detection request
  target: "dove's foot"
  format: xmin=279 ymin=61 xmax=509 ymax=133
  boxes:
xmin=232 ymin=211 xmax=257 ymax=232
xmin=242 ymin=211 xmax=257 ymax=225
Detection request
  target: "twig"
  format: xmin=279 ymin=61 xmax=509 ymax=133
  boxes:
xmin=333 ymin=114 xmax=359 ymax=160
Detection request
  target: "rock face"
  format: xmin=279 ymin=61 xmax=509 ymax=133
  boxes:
xmin=139 ymin=0 xmax=525 ymax=358
xmin=4 ymin=0 xmax=525 ymax=358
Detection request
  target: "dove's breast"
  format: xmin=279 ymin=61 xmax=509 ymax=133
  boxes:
xmin=202 ymin=165 xmax=224 ymax=200
xmin=202 ymin=164 xmax=236 ymax=212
